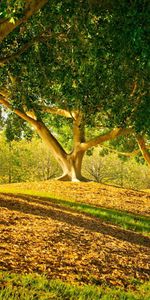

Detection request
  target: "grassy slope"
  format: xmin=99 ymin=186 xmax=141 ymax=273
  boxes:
xmin=0 ymin=181 xmax=149 ymax=235
xmin=0 ymin=272 xmax=150 ymax=300
xmin=0 ymin=181 xmax=150 ymax=299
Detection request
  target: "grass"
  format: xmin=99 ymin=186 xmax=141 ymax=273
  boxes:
xmin=0 ymin=185 xmax=150 ymax=298
xmin=0 ymin=272 xmax=150 ymax=300
xmin=58 ymin=200 xmax=150 ymax=235
xmin=0 ymin=187 xmax=150 ymax=235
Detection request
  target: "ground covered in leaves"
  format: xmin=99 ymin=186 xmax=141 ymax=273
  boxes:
xmin=0 ymin=181 xmax=150 ymax=288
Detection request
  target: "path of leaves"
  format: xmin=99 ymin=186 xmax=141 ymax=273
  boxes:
xmin=0 ymin=182 xmax=150 ymax=288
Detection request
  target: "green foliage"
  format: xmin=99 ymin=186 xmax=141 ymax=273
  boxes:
xmin=5 ymin=113 xmax=33 ymax=142
xmin=0 ymin=0 xmax=25 ymax=20
xmin=0 ymin=272 xmax=150 ymax=300
xmin=110 ymin=136 xmax=137 ymax=154
xmin=43 ymin=115 xmax=73 ymax=151
xmin=0 ymin=0 xmax=149 ymax=133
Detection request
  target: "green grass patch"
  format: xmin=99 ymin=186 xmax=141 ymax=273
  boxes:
xmin=0 ymin=272 xmax=150 ymax=300
xmin=0 ymin=188 xmax=150 ymax=235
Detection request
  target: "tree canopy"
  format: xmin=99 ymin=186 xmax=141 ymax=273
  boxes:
xmin=0 ymin=0 xmax=150 ymax=181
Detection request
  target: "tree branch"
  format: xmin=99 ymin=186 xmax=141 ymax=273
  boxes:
xmin=35 ymin=120 xmax=67 ymax=164
xmin=0 ymin=0 xmax=48 ymax=42
xmin=81 ymin=128 xmax=132 ymax=151
xmin=136 ymin=135 xmax=150 ymax=165
xmin=130 ymin=80 xmax=137 ymax=97
xmin=0 ymin=97 xmax=38 ymax=127
xmin=0 ymin=29 xmax=51 ymax=66
xmin=41 ymin=106 xmax=73 ymax=118
xmin=0 ymin=41 xmax=33 ymax=66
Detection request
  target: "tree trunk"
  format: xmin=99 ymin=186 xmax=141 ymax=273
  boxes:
xmin=34 ymin=120 xmax=88 ymax=181
xmin=0 ymin=97 xmax=133 ymax=182
xmin=8 ymin=142 xmax=12 ymax=183
xmin=58 ymin=149 xmax=88 ymax=182
xmin=136 ymin=135 xmax=150 ymax=165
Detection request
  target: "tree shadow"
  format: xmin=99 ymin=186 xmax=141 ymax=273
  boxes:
xmin=3 ymin=193 xmax=150 ymax=234
xmin=0 ymin=192 xmax=150 ymax=248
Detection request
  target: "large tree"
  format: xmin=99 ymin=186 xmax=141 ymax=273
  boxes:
xmin=0 ymin=0 xmax=149 ymax=181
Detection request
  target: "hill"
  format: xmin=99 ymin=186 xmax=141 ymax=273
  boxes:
xmin=0 ymin=181 xmax=150 ymax=289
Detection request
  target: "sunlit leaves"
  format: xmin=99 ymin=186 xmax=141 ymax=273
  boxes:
xmin=0 ymin=0 xmax=25 ymax=19
xmin=0 ymin=0 xmax=149 ymax=134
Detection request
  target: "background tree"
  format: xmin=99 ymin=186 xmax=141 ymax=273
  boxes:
xmin=0 ymin=132 xmax=60 ymax=183
xmin=83 ymin=148 xmax=150 ymax=189
xmin=0 ymin=0 xmax=149 ymax=181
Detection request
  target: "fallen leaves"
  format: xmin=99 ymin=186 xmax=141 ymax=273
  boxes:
xmin=0 ymin=181 xmax=150 ymax=216
xmin=0 ymin=183 xmax=150 ymax=288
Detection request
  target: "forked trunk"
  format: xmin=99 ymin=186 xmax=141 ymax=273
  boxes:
xmin=35 ymin=121 xmax=88 ymax=181
xmin=58 ymin=150 xmax=88 ymax=182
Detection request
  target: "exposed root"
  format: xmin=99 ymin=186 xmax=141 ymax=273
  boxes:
xmin=55 ymin=174 xmax=91 ymax=182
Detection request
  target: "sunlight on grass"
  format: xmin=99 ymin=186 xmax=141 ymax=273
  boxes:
xmin=0 ymin=187 xmax=149 ymax=235
xmin=53 ymin=199 xmax=150 ymax=235
xmin=0 ymin=272 xmax=150 ymax=300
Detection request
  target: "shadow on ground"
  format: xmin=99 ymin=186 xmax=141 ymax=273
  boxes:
xmin=0 ymin=193 xmax=149 ymax=248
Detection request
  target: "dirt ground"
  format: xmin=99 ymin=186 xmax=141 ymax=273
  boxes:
xmin=0 ymin=182 xmax=150 ymax=288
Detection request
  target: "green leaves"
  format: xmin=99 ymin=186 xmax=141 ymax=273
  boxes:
xmin=5 ymin=113 xmax=33 ymax=142
xmin=0 ymin=0 xmax=25 ymax=19
xmin=0 ymin=0 xmax=149 ymax=135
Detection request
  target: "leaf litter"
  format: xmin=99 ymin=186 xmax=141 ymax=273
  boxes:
xmin=0 ymin=181 xmax=150 ymax=288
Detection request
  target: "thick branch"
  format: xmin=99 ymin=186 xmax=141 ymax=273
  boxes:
xmin=0 ymin=96 xmax=68 ymax=169
xmin=0 ymin=41 xmax=33 ymax=66
xmin=32 ymin=121 xmax=68 ymax=169
xmin=0 ymin=97 xmax=37 ymax=126
xmin=81 ymin=128 xmax=132 ymax=151
xmin=0 ymin=0 xmax=48 ymax=42
xmin=136 ymin=135 xmax=150 ymax=165
xmin=41 ymin=106 xmax=73 ymax=118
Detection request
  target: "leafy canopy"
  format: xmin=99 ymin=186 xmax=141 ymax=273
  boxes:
xmin=0 ymin=0 xmax=149 ymax=133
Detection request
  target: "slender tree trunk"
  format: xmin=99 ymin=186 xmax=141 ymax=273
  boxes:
xmin=8 ymin=142 xmax=12 ymax=183
xmin=136 ymin=135 xmax=150 ymax=165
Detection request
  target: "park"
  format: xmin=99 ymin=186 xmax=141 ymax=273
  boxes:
xmin=0 ymin=0 xmax=150 ymax=299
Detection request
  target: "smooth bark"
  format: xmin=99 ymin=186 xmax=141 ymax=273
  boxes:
xmin=81 ymin=128 xmax=131 ymax=151
xmin=0 ymin=0 xmax=48 ymax=42
xmin=136 ymin=135 xmax=150 ymax=165
xmin=34 ymin=121 xmax=68 ymax=171
xmin=0 ymin=96 xmax=134 ymax=181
